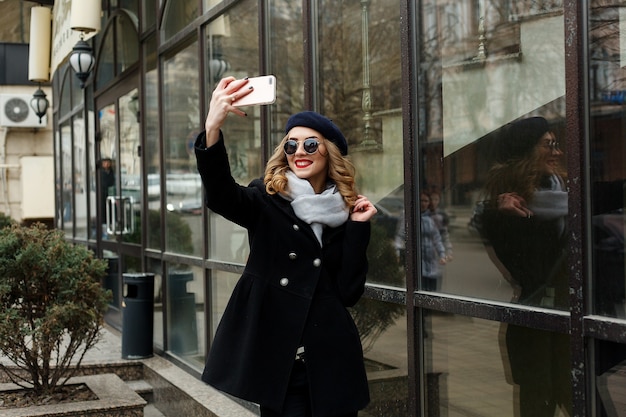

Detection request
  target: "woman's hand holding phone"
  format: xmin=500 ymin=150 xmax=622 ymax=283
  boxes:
xmin=204 ymin=77 xmax=254 ymax=147
xmin=232 ymin=75 xmax=276 ymax=107
xmin=204 ymin=75 xmax=276 ymax=148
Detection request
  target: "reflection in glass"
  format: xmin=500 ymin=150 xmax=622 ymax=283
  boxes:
xmin=163 ymin=42 xmax=201 ymax=256
xmin=60 ymin=122 xmax=72 ymax=233
xmin=595 ymin=340 xmax=626 ymax=416
xmin=351 ymin=300 xmax=407 ymax=416
xmin=167 ymin=264 xmax=205 ymax=368
xmin=425 ymin=313 xmax=571 ymax=416
xmin=589 ymin=2 xmax=626 ymax=318
xmin=119 ymin=89 xmax=141 ymax=244
xmin=210 ymin=270 xmax=240 ymax=339
xmin=148 ymin=260 xmax=163 ymax=350
xmin=144 ymin=35 xmax=161 ymax=250
xmin=55 ymin=129 xmax=62 ymax=229
xmin=89 ymin=114 xmax=97 ymax=240
xmin=204 ymin=2 xmax=260 ymax=263
xmin=141 ymin=0 xmax=156 ymax=31
xmin=115 ymin=12 xmax=139 ymax=73
xmin=416 ymin=0 xmax=567 ymax=305
xmin=96 ymin=25 xmax=115 ymax=88
xmin=268 ymin=0 xmax=304 ymax=135
xmin=99 ymin=103 xmax=117 ymax=241
xmin=73 ymin=115 xmax=88 ymax=238
xmin=162 ymin=0 xmax=199 ymax=40
xmin=60 ymin=71 xmax=71 ymax=115
xmin=318 ymin=0 xmax=404 ymax=288
xmin=473 ymin=119 xmax=569 ymax=310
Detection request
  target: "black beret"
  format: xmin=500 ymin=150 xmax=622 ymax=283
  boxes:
xmin=497 ymin=116 xmax=549 ymax=162
xmin=285 ymin=111 xmax=348 ymax=155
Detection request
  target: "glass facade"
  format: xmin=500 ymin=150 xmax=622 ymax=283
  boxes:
xmin=50 ymin=0 xmax=626 ymax=415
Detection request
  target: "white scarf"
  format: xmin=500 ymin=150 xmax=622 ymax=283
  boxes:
xmin=281 ymin=171 xmax=349 ymax=246
xmin=527 ymin=175 xmax=568 ymax=220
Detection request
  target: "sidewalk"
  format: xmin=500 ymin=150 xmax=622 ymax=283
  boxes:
xmin=0 ymin=325 xmax=258 ymax=417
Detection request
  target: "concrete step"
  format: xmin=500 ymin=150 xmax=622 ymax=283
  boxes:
xmin=127 ymin=379 xmax=166 ymax=417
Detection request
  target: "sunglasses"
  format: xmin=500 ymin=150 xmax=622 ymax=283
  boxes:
xmin=284 ymin=138 xmax=320 ymax=155
xmin=542 ymin=139 xmax=560 ymax=151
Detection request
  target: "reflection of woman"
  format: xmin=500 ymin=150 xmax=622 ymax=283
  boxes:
xmin=195 ymin=77 xmax=377 ymax=417
xmin=478 ymin=117 xmax=571 ymax=417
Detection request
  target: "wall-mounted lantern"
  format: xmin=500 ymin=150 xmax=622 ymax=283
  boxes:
xmin=30 ymin=88 xmax=49 ymax=124
xmin=69 ymin=37 xmax=95 ymax=88
xmin=28 ymin=5 xmax=52 ymax=124
xmin=69 ymin=0 xmax=102 ymax=88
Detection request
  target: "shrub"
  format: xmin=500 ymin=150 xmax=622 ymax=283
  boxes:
xmin=0 ymin=223 xmax=111 ymax=395
xmin=0 ymin=212 xmax=15 ymax=229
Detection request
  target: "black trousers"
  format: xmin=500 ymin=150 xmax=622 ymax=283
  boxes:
xmin=260 ymin=360 xmax=358 ymax=417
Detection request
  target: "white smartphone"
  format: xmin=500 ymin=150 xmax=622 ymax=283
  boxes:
xmin=233 ymin=75 xmax=277 ymax=107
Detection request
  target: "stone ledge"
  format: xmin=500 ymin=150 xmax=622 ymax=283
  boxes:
xmin=0 ymin=373 xmax=146 ymax=417
xmin=140 ymin=355 xmax=258 ymax=417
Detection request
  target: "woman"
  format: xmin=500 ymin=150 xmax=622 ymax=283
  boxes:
xmin=478 ymin=116 xmax=571 ymax=417
xmin=194 ymin=76 xmax=377 ymax=417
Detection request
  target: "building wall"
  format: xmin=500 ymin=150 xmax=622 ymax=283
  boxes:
xmin=0 ymin=1 xmax=53 ymax=224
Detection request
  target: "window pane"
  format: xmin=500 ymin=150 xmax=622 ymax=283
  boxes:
xmin=147 ymin=259 xmax=164 ymax=350
xmin=166 ymin=264 xmax=205 ymax=366
xmin=88 ymin=111 xmax=97 ymax=240
xmin=118 ymin=0 xmax=139 ymax=17
xmin=203 ymin=0 xmax=220 ymax=13
xmin=61 ymin=122 xmax=72 ymax=233
xmin=74 ymin=116 xmax=88 ymax=239
xmin=145 ymin=36 xmax=161 ymax=250
xmin=96 ymin=26 xmax=115 ymax=88
xmin=318 ymin=0 xmax=405 ymax=288
xmin=162 ymin=0 xmax=199 ymax=40
xmin=204 ymin=1 xmax=260 ymax=263
xmin=426 ymin=313 xmax=571 ymax=416
xmin=269 ymin=0 xmax=304 ymax=134
xmin=418 ymin=0 xmax=568 ymax=309
xmin=210 ymin=270 xmax=240 ymax=338
xmin=116 ymin=13 xmax=139 ymax=73
xmin=595 ymin=340 xmax=626 ymax=415
xmin=60 ymin=71 xmax=72 ymax=115
xmin=589 ymin=1 xmax=626 ymax=318
xmin=142 ymin=0 xmax=157 ymax=31
xmin=163 ymin=42 xmax=201 ymax=256
xmin=352 ymin=300 xmax=407 ymax=416
xmin=119 ymin=89 xmax=142 ymax=244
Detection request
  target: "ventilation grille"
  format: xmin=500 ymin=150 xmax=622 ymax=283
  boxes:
xmin=0 ymin=94 xmax=47 ymax=128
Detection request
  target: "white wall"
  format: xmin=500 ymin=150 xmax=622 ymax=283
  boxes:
xmin=0 ymin=85 xmax=53 ymax=222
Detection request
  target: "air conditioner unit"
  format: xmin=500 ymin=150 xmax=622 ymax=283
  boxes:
xmin=0 ymin=94 xmax=47 ymax=128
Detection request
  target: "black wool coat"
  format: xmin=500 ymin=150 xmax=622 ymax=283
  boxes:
xmin=194 ymin=132 xmax=371 ymax=416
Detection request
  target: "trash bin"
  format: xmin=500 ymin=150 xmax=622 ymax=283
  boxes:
xmin=122 ymin=273 xmax=155 ymax=359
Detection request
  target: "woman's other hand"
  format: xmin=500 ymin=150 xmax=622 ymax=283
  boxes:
xmin=497 ymin=192 xmax=533 ymax=218
xmin=350 ymin=195 xmax=378 ymax=222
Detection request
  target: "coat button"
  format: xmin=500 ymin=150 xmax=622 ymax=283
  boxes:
xmin=313 ymin=258 xmax=321 ymax=267
xmin=288 ymin=252 xmax=297 ymax=260
xmin=280 ymin=278 xmax=289 ymax=286
xmin=292 ymin=224 xmax=300 ymax=231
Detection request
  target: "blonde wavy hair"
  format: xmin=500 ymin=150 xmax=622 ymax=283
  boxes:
xmin=264 ymin=135 xmax=359 ymax=209
xmin=483 ymin=145 xmax=566 ymax=206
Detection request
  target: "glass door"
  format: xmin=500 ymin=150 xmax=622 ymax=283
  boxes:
xmin=97 ymin=86 xmax=142 ymax=326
